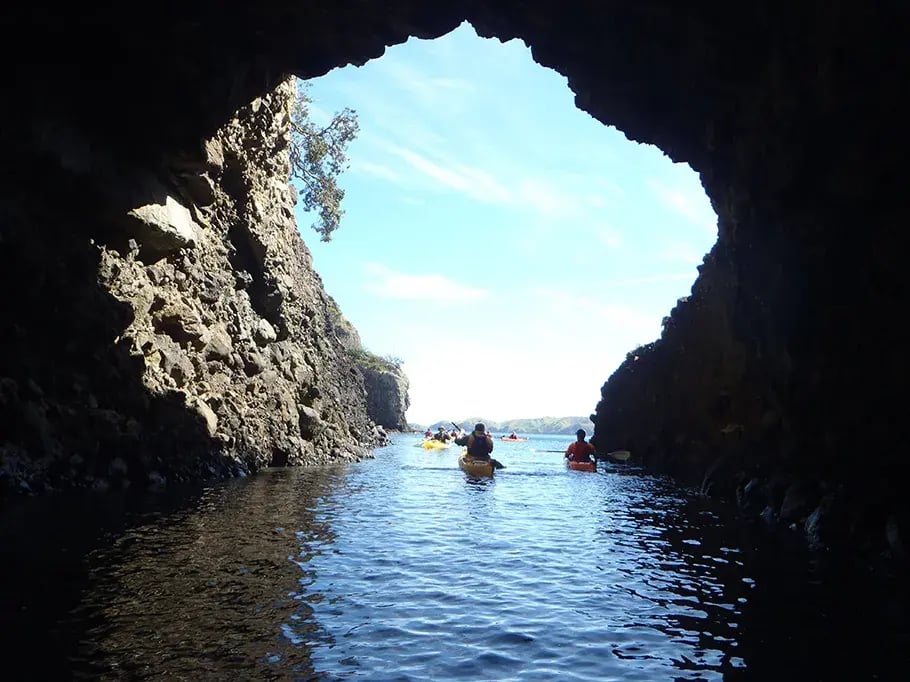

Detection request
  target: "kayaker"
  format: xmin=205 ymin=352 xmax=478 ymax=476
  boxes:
xmin=565 ymin=429 xmax=596 ymax=464
xmin=424 ymin=428 xmax=433 ymax=438
xmin=434 ymin=426 xmax=450 ymax=442
xmin=509 ymin=431 xmax=518 ymax=439
xmin=455 ymin=422 xmax=494 ymax=460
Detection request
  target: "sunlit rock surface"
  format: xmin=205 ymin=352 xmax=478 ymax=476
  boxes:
xmin=325 ymin=298 xmax=410 ymax=432
xmin=2 ymin=1 xmax=908 ymax=560
xmin=0 ymin=78 xmax=387 ymax=495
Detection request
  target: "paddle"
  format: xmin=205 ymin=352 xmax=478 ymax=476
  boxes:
xmin=607 ymin=450 xmax=632 ymax=462
xmin=453 ymin=421 xmax=505 ymax=470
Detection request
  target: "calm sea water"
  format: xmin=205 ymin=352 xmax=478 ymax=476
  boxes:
xmin=1 ymin=433 xmax=907 ymax=680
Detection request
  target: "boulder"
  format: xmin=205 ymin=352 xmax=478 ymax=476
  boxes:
xmin=188 ymin=396 xmax=218 ymax=438
xmin=153 ymin=301 xmax=205 ymax=342
xmin=254 ymin=318 xmax=277 ymax=346
xmin=125 ymin=195 xmax=200 ymax=255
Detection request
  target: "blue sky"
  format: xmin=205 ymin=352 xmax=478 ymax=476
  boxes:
xmin=296 ymin=22 xmax=717 ymax=426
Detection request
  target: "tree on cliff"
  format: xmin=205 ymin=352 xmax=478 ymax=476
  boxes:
xmin=289 ymin=80 xmax=359 ymax=241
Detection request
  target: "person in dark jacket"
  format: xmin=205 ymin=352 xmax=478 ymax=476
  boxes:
xmin=455 ymin=422 xmax=494 ymax=460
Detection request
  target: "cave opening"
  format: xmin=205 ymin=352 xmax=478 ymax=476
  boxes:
xmin=1 ymin=5 xmax=908 ymax=678
xmin=1 ymin=1 xmax=906 ymax=558
xmin=295 ymin=21 xmax=718 ymax=427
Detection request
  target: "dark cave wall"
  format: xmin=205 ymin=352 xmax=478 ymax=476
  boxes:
xmin=0 ymin=77 xmax=388 ymax=496
xmin=1 ymin=2 xmax=908 ymax=539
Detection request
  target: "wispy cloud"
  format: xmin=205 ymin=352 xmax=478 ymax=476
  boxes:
xmin=363 ymin=262 xmax=488 ymax=301
xmin=373 ymin=142 xmax=620 ymax=223
xmin=374 ymin=60 xmax=476 ymax=103
xmin=351 ymin=160 xmax=402 ymax=183
xmin=386 ymin=144 xmax=512 ymax=205
xmin=648 ymin=179 xmax=717 ymax=233
xmin=595 ymin=225 xmax=623 ymax=249
xmin=657 ymin=242 xmax=706 ymax=266
xmin=514 ymin=178 xmax=608 ymax=218
xmin=530 ymin=287 xmax=662 ymax=330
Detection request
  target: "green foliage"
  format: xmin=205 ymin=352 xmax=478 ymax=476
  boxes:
xmin=382 ymin=354 xmax=404 ymax=367
xmin=325 ymin=295 xmax=342 ymax=319
xmin=324 ymin=294 xmax=358 ymax=339
xmin=347 ymin=347 xmax=401 ymax=373
xmin=289 ymin=80 xmax=359 ymax=242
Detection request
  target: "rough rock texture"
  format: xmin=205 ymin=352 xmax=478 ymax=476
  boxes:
xmin=359 ymin=365 xmax=411 ymax=432
xmin=1 ymin=1 xmax=909 ymax=558
xmin=325 ymin=296 xmax=363 ymax=353
xmin=0 ymin=77 xmax=386 ymax=496
xmin=325 ymin=300 xmax=410 ymax=432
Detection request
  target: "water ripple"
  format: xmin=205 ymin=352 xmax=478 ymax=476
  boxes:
xmin=1 ymin=434 xmax=908 ymax=680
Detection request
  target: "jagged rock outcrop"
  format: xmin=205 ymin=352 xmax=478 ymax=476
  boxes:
xmin=0 ymin=78 xmax=387 ymax=496
xmin=325 ymin=295 xmax=363 ymax=353
xmin=359 ymin=364 xmax=410 ymax=432
xmin=1 ymin=1 xmax=909 ymax=560
xmin=324 ymin=299 xmax=410 ymax=432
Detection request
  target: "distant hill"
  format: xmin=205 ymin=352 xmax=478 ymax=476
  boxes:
xmin=409 ymin=416 xmax=593 ymax=435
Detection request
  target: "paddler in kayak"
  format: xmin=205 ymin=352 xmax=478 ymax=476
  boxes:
xmin=433 ymin=425 xmax=451 ymax=442
xmin=565 ymin=429 xmax=596 ymax=465
xmin=454 ymin=422 xmax=494 ymax=461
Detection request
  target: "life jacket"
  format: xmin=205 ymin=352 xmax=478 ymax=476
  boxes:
xmin=467 ymin=433 xmax=492 ymax=458
xmin=567 ymin=441 xmax=595 ymax=462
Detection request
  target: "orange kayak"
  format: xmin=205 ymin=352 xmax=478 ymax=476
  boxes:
xmin=567 ymin=459 xmax=596 ymax=472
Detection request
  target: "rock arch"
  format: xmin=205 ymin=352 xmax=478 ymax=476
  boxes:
xmin=2 ymin=2 xmax=908 ymax=549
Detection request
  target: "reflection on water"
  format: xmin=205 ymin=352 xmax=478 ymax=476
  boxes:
xmin=69 ymin=469 xmax=344 ymax=679
xmin=1 ymin=434 xmax=907 ymax=680
xmin=1 ymin=467 xmax=346 ymax=680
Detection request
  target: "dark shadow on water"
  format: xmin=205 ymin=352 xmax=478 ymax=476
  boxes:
xmin=0 ymin=480 xmax=210 ymax=680
xmin=0 ymin=466 xmax=347 ymax=680
xmin=609 ymin=482 xmax=910 ymax=681
xmin=4 ymin=451 xmax=909 ymax=681
xmin=463 ymin=475 xmax=496 ymax=489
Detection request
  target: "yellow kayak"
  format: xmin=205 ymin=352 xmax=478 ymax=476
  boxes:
xmin=458 ymin=451 xmax=495 ymax=477
xmin=423 ymin=439 xmax=451 ymax=450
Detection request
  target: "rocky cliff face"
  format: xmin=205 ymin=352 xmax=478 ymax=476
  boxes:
xmin=0 ymin=78 xmax=387 ymax=496
xmin=325 ymin=301 xmax=410 ymax=432
xmin=359 ymin=365 xmax=410 ymax=432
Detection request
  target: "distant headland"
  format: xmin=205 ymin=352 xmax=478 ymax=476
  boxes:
xmin=409 ymin=416 xmax=593 ymax=436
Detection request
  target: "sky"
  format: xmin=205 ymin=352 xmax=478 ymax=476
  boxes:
xmin=295 ymin=22 xmax=717 ymax=427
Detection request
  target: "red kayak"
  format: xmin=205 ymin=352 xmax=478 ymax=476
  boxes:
xmin=500 ymin=436 xmax=527 ymax=442
xmin=567 ymin=459 xmax=596 ymax=472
